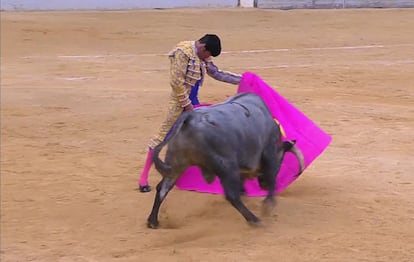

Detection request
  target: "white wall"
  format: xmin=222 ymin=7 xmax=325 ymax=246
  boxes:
xmin=0 ymin=0 xmax=239 ymax=10
xmin=240 ymin=0 xmax=255 ymax=7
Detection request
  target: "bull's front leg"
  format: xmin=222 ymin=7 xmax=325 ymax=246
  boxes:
xmin=260 ymin=153 xmax=281 ymax=216
xmin=261 ymin=171 xmax=277 ymax=213
xmin=219 ymin=172 xmax=261 ymax=226
xmin=147 ymin=177 xmax=176 ymax=229
xmin=240 ymin=175 xmax=247 ymax=196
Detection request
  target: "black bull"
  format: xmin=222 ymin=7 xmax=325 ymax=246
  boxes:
xmin=147 ymin=92 xmax=305 ymax=228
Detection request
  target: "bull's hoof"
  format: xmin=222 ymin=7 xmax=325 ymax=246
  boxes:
xmin=147 ymin=220 xmax=159 ymax=229
xmin=248 ymin=218 xmax=263 ymax=227
xmin=262 ymin=198 xmax=276 ymax=216
xmin=139 ymin=185 xmax=151 ymax=193
xmin=261 ymin=203 xmax=274 ymax=217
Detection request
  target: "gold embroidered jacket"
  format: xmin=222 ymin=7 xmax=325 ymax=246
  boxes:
xmin=168 ymin=41 xmax=241 ymax=108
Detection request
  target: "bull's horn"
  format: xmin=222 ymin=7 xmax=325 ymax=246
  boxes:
xmin=290 ymin=145 xmax=305 ymax=176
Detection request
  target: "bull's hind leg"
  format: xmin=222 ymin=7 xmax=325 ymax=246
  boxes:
xmin=147 ymin=177 xmax=177 ymax=229
xmin=218 ymin=171 xmax=261 ymax=226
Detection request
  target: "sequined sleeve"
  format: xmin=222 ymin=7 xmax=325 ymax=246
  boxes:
xmin=170 ymin=50 xmax=192 ymax=108
xmin=206 ymin=60 xmax=241 ymax=85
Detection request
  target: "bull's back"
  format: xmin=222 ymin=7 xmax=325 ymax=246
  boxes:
xmin=187 ymin=93 xmax=277 ymax=158
xmin=196 ymin=93 xmax=273 ymax=134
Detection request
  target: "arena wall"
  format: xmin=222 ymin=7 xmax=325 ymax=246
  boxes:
xmin=257 ymin=0 xmax=414 ymax=8
xmin=0 ymin=0 xmax=413 ymax=10
xmin=0 ymin=0 xmax=239 ymax=11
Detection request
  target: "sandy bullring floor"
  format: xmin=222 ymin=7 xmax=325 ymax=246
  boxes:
xmin=1 ymin=8 xmax=413 ymax=261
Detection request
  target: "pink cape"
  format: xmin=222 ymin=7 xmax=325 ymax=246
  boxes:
xmin=175 ymin=72 xmax=332 ymax=196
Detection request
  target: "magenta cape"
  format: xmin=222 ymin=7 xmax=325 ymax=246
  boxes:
xmin=175 ymin=72 xmax=332 ymax=196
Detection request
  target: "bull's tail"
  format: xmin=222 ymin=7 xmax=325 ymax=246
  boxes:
xmin=282 ymin=140 xmax=305 ymax=176
xmin=152 ymin=112 xmax=192 ymax=177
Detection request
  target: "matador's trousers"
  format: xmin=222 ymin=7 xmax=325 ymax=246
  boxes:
xmin=148 ymin=82 xmax=200 ymax=149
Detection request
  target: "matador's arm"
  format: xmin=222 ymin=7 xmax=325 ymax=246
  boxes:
xmin=205 ymin=60 xmax=241 ymax=85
